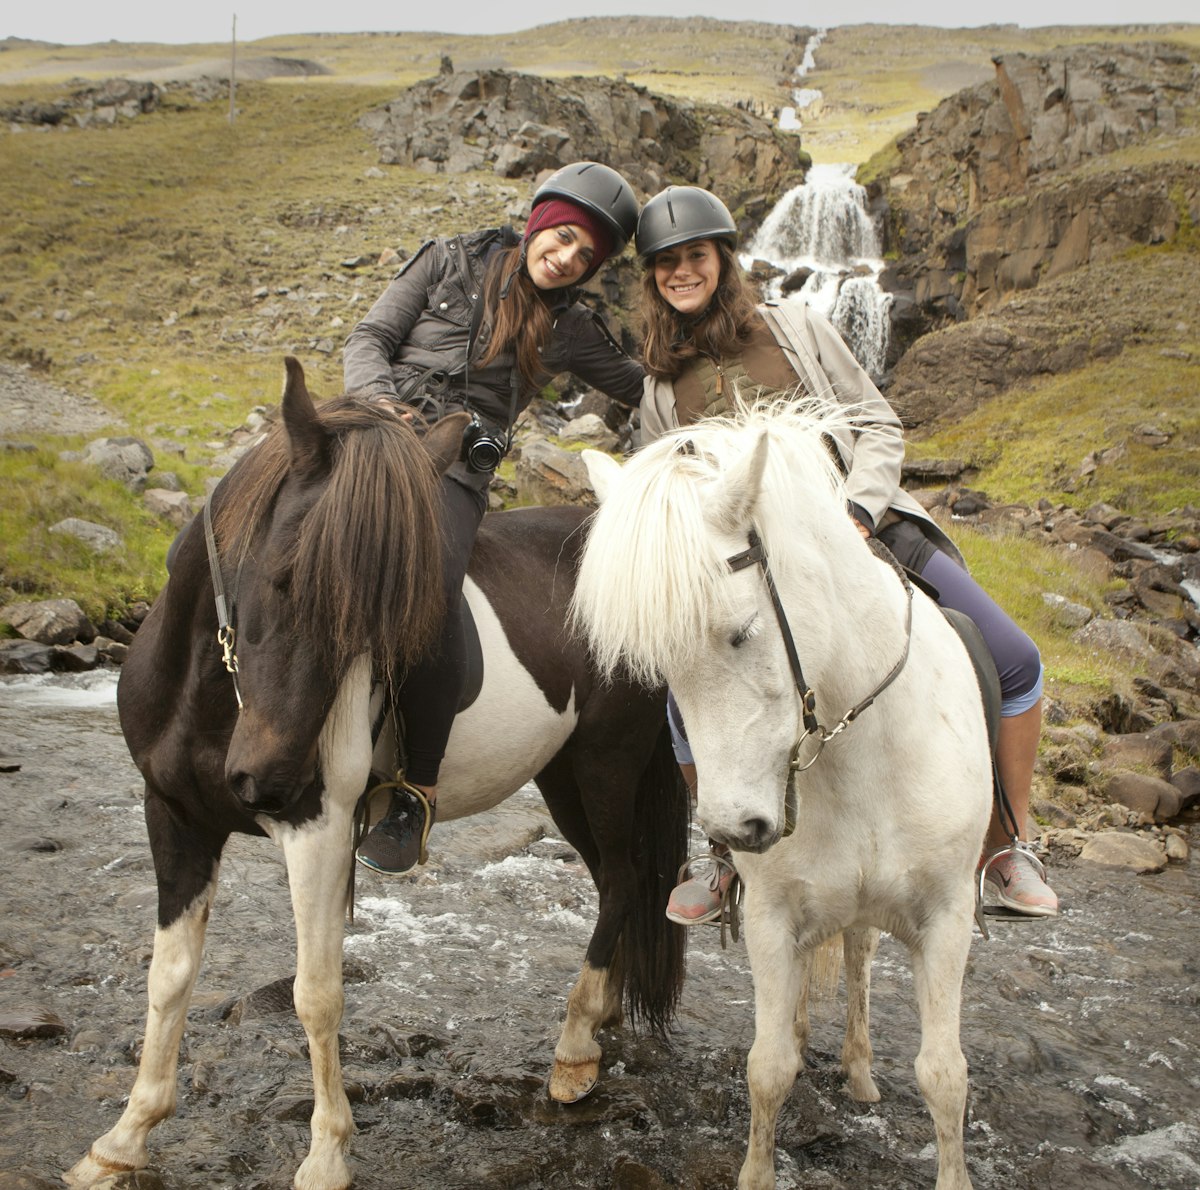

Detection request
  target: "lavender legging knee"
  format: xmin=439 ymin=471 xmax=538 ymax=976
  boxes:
xmin=919 ymin=550 xmax=1043 ymax=717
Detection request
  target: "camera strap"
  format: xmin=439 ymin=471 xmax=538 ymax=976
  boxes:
xmin=463 ymin=275 xmax=519 ymax=454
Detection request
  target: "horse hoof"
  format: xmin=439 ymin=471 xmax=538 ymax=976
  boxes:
xmin=548 ymin=1057 xmax=600 ymax=1103
xmin=64 ymin=1152 xmax=135 ymax=1188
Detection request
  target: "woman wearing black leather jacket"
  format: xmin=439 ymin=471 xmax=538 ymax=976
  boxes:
xmin=345 ymin=161 xmax=643 ymax=876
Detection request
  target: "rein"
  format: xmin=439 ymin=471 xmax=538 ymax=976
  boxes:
xmin=203 ymin=495 xmax=245 ymax=710
xmin=726 ymin=528 xmax=914 ymax=833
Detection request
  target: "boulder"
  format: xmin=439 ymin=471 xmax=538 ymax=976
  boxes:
xmin=0 ymin=639 xmax=55 ymax=674
xmin=0 ymin=598 xmax=95 ymax=646
xmin=1097 ymin=732 xmax=1173 ymax=779
xmin=49 ymin=517 xmax=122 ymax=554
xmin=1101 ymin=772 xmax=1183 ymax=822
xmin=1077 ymin=830 xmax=1167 ymax=873
xmin=514 ymin=439 xmax=594 ymax=507
xmin=80 ymin=435 xmax=155 ymax=491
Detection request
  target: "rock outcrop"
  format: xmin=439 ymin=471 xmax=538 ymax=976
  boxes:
xmin=360 ymin=68 xmax=808 ymax=221
xmin=874 ymin=42 xmax=1200 ymax=343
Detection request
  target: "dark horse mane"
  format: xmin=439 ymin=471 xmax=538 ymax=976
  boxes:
xmin=213 ymin=394 xmax=446 ymax=679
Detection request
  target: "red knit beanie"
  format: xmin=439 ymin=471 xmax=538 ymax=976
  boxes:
xmin=524 ymin=198 xmax=613 ymax=270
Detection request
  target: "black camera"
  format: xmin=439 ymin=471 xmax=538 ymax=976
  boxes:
xmin=461 ymin=416 xmax=506 ymax=473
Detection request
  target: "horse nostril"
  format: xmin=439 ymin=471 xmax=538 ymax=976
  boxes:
xmin=227 ymin=770 xmax=260 ymax=808
xmin=739 ymin=818 xmax=777 ymax=853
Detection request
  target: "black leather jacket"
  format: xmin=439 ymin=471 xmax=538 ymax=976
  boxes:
xmin=343 ymin=226 xmax=644 ymax=433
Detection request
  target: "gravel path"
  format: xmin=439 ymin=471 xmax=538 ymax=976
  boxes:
xmin=0 ymin=362 xmax=115 ymax=437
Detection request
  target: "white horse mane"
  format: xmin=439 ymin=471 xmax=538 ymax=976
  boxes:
xmin=574 ymin=395 xmax=863 ymax=687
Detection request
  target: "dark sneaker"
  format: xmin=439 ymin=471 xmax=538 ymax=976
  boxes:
xmin=981 ymin=847 xmax=1058 ymax=917
xmin=356 ymin=785 xmax=436 ymax=875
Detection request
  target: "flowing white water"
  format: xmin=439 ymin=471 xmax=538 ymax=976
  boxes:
xmin=744 ymin=162 xmax=892 ymax=380
xmin=778 ymin=28 xmax=826 ymax=131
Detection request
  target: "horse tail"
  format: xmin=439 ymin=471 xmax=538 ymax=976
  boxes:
xmin=618 ymin=720 xmax=689 ymax=1038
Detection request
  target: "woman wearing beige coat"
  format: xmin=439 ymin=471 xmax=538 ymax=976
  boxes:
xmin=635 ymin=185 xmax=1056 ymax=923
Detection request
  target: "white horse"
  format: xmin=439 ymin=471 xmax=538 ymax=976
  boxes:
xmin=573 ymin=400 xmax=992 ymax=1190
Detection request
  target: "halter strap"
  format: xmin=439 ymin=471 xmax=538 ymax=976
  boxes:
xmin=727 ymin=529 xmax=820 ymax=737
xmin=203 ymin=495 xmax=244 ymax=710
xmin=727 ymin=525 xmax=914 ymax=777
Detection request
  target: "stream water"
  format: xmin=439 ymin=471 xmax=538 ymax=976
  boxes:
xmin=1 ymin=674 xmax=1197 ymax=1189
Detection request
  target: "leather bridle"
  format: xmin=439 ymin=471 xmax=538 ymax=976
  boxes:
xmin=725 ymin=527 xmax=914 ymax=835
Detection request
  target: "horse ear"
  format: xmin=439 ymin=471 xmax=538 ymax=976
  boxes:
xmin=581 ymin=448 xmax=622 ymax=504
xmin=282 ymin=356 xmax=331 ymax=480
xmin=712 ymin=428 xmax=769 ymax=531
xmin=422 ymin=412 xmax=471 ymax=475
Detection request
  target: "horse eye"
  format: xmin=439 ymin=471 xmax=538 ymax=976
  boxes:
xmin=731 ymin=616 xmax=761 ymax=648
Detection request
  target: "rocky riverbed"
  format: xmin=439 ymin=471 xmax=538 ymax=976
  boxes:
xmin=1 ymin=671 xmax=1198 ymax=1190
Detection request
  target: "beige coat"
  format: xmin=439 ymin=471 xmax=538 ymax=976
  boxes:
xmin=639 ymin=299 xmax=963 ymax=565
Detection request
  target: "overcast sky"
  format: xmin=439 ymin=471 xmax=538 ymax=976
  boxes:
xmin=4 ymin=1 xmax=1186 ymax=47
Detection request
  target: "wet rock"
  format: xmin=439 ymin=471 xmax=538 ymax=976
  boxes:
xmin=0 ymin=640 xmax=54 ymax=674
xmin=610 ymin=1155 xmax=672 ymax=1188
xmin=0 ymin=1007 xmax=68 ymax=1039
xmin=1077 ymin=830 xmax=1167 ymax=872
xmin=53 ymin=643 xmax=101 ymax=672
xmin=5 ymin=836 xmax=60 ymax=852
xmin=220 ymin=975 xmax=295 ymax=1024
xmin=1163 ymin=832 xmax=1189 ymax=862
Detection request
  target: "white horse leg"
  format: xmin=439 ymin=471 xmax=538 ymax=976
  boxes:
xmin=841 ymin=926 xmax=881 ymax=1102
xmin=285 ymin=656 xmax=372 ymax=1190
xmin=65 ymin=878 xmax=218 ymax=1187
xmin=739 ymin=904 xmax=806 ymax=1190
xmin=791 ymin=948 xmax=812 ymax=1064
xmin=549 ymin=961 xmax=619 ymax=1103
xmin=911 ymin=914 xmax=975 ymax=1190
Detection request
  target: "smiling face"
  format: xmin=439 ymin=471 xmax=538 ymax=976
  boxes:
xmin=653 ymin=238 xmax=722 ymax=316
xmin=525 ymin=223 xmax=597 ymax=289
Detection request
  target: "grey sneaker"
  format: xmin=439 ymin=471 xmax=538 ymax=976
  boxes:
xmin=982 ymin=847 xmax=1058 ymax=917
xmin=666 ymin=851 xmax=737 ymax=925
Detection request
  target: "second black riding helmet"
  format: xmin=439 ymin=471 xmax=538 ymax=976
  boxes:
xmin=635 ymin=186 xmax=739 ymax=259
xmin=532 ymin=162 xmax=639 ymax=251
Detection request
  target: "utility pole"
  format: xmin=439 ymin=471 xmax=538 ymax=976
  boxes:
xmin=228 ymin=14 xmax=237 ymax=126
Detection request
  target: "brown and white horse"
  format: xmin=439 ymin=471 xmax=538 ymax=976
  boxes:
xmin=67 ymin=359 xmax=686 ymax=1190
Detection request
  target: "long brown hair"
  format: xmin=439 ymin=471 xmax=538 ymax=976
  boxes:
xmin=639 ymin=240 xmax=760 ymax=380
xmin=478 ymin=244 xmax=554 ymax=392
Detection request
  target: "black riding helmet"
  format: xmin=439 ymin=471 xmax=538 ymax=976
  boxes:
xmin=531 ymin=161 xmax=639 ymax=252
xmin=635 ymin=186 xmax=738 ymax=259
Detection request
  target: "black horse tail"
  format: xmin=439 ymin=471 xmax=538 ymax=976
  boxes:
xmin=618 ymin=721 xmax=688 ymax=1038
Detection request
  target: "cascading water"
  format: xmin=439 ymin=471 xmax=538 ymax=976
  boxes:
xmin=779 ymin=28 xmax=826 ymax=131
xmin=744 ymin=162 xmax=893 ymax=381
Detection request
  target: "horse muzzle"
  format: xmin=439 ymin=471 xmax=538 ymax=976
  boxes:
xmin=702 ymin=816 xmax=781 ymax=856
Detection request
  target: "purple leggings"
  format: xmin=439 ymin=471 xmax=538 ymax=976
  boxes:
xmin=919 ymin=550 xmax=1042 ymax=716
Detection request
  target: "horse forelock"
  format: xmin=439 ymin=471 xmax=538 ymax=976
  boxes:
xmin=215 ymin=397 xmax=444 ymax=677
xmin=574 ymin=398 xmax=852 ymax=687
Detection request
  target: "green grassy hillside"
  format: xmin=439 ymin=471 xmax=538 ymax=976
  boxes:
xmin=1 ymin=17 xmax=1197 ymax=694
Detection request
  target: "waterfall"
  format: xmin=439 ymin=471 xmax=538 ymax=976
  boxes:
xmin=779 ymin=28 xmax=826 ymax=131
xmin=744 ymin=162 xmax=892 ymax=381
